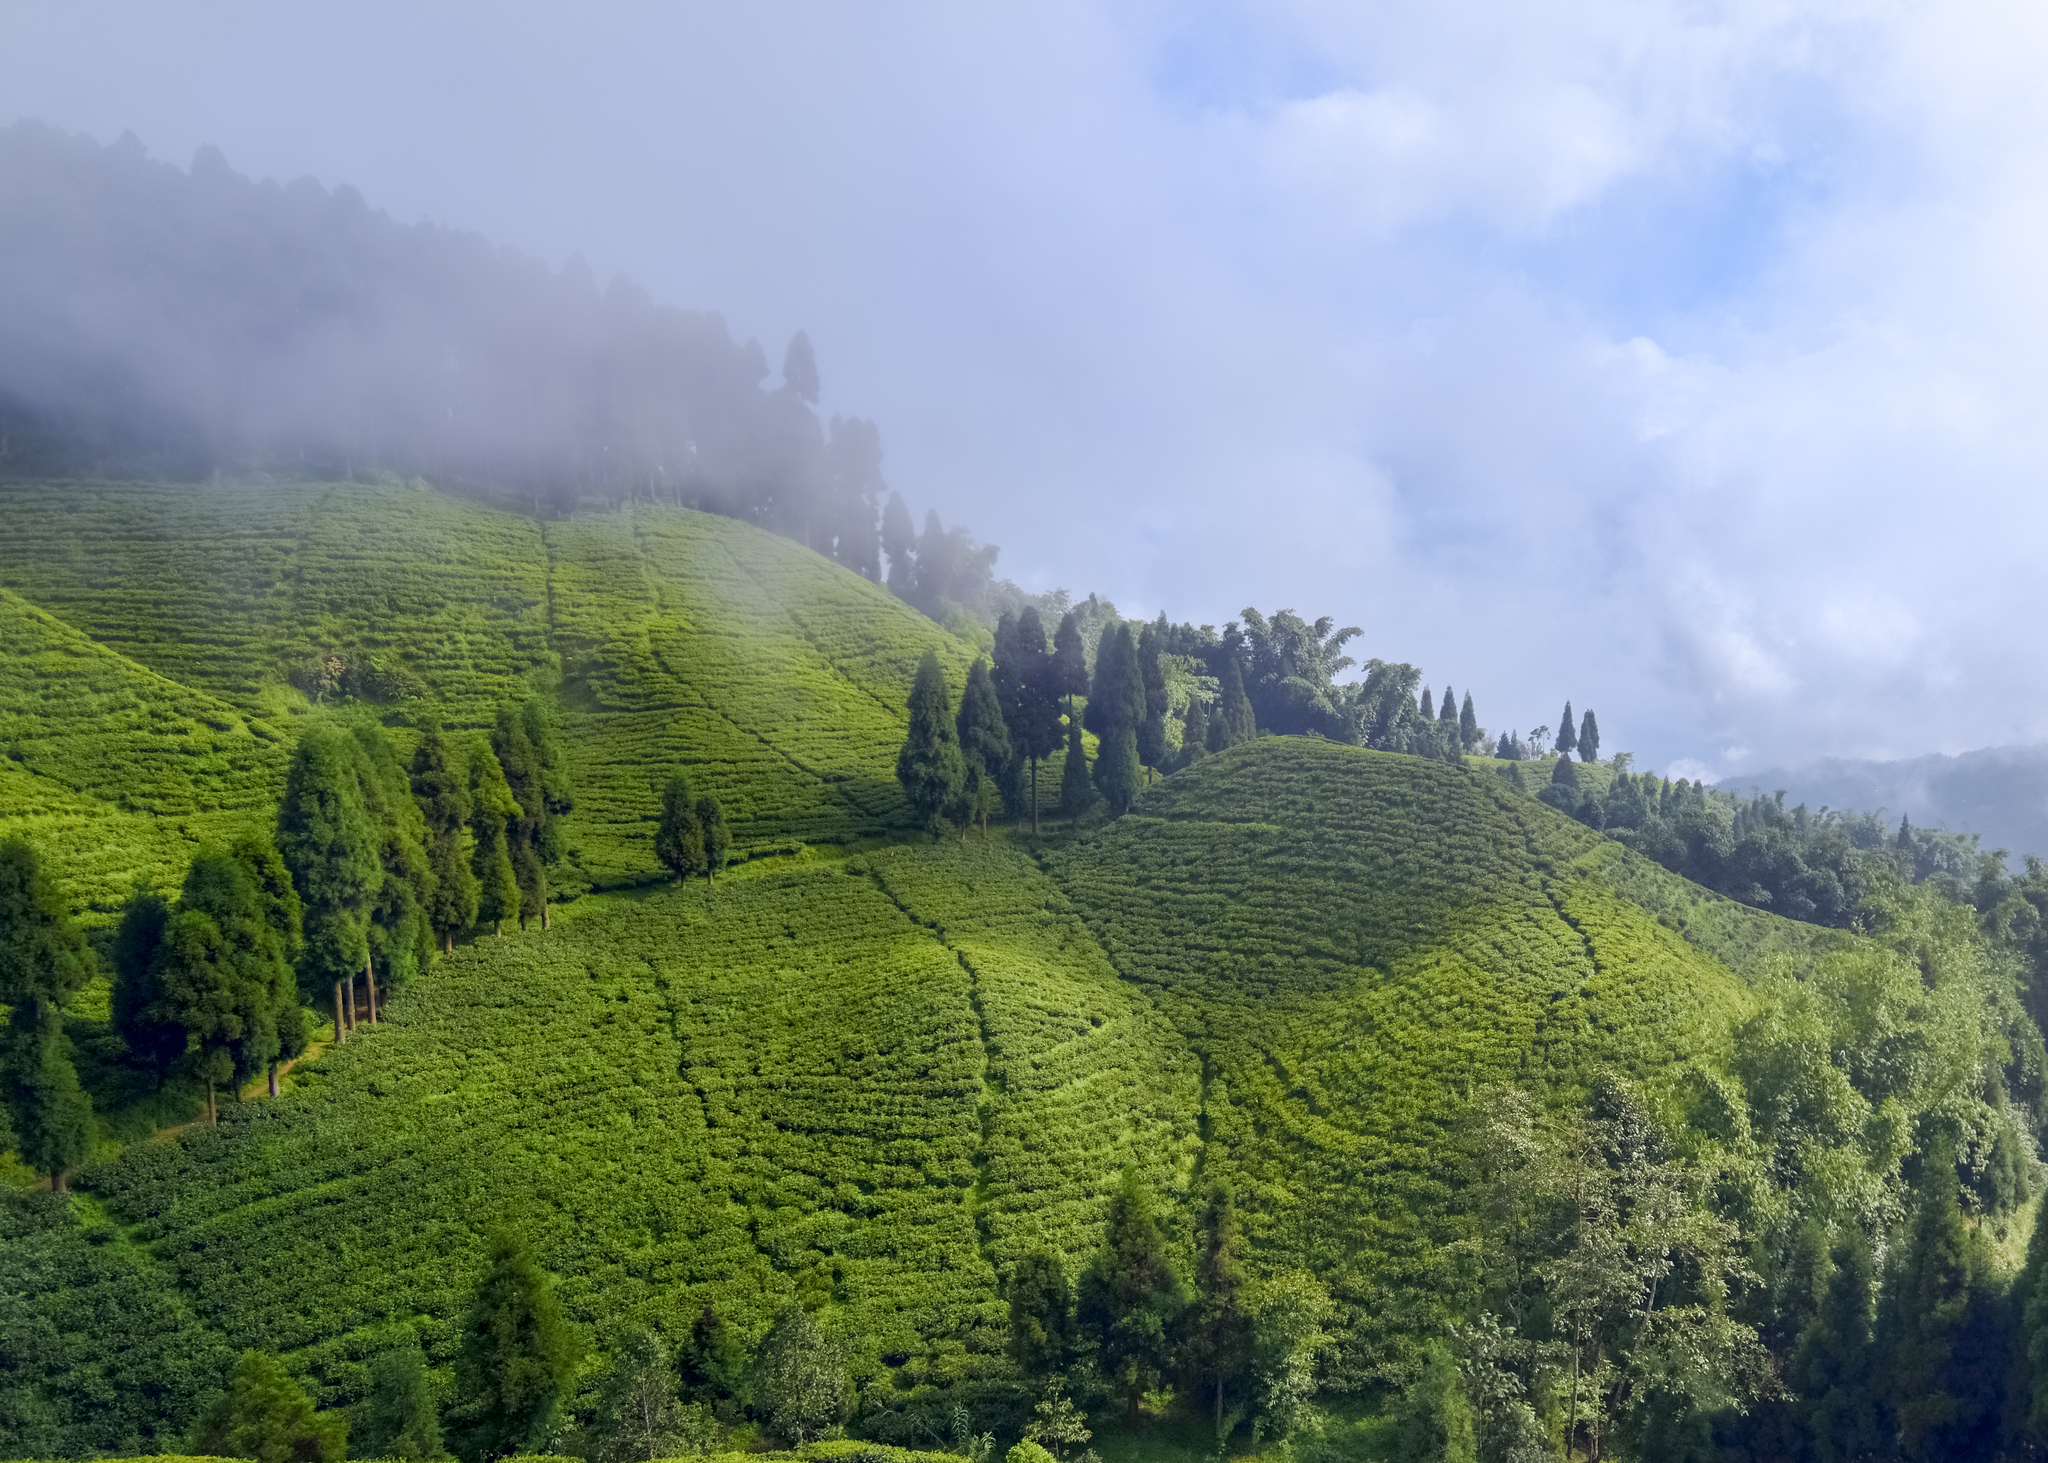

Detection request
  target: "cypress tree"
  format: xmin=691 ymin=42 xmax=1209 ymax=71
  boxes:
xmin=896 ymin=649 xmax=966 ymax=835
xmin=355 ymin=724 xmax=435 ymax=1018
xmin=655 ymin=774 xmax=706 ymax=882
xmin=882 ymin=491 xmax=917 ymax=598
xmin=696 ymin=796 xmax=731 ymax=880
xmin=493 ymin=707 xmax=549 ymax=931
xmin=956 ymin=657 xmax=1012 ymax=837
xmin=276 ymin=727 xmax=379 ymax=1046
xmin=1793 ymin=1228 xmax=1882 ymax=1463
xmin=1182 ymin=699 xmax=1210 ymax=768
xmin=1096 ymin=728 xmax=1142 ymax=818
xmin=1078 ymin=1167 xmax=1188 ymax=1424
xmin=1212 ymin=653 xmax=1256 ymax=749
xmin=111 ymin=883 xmax=184 ymax=1082
xmin=1092 ymin=624 xmax=1147 ymax=816
xmin=448 ymin=1227 xmax=582 ymax=1463
xmin=355 ymin=1346 xmax=446 ymax=1462
xmin=412 ymin=723 xmax=479 ymax=955
xmin=1137 ymin=621 xmax=1170 ymax=775
xmin=1188 ymin=1183 xmax=1254 ymax=1441
xmin=234 ymin=834 xmax=307 ymax=1095
xmin=991 ymin=612 xmax=1029 ymax=817
xmin=1438 ymin=685 xmax=1458 ymax=728
xmin=1084 ymin=624 xmax=1121 ymax=736
xmin=1014 ymin=608 xmax=1063 ymax=833
xmin=1052 ymin=612 xmax=1089 ymax=709
xmin=1551 ymin=751 xmax=1578 ymax=787
xmin=1009 ymin=1249 xmax=1075 ymax=1381
xmin=1578 ymin=709 xmax=1600 ymax=763
xmin=468 ymin=739 xmax=522 ymax=936
xmin=1459 ymin=691 xmax=1477 ymax=751
xmin=680 ymin=1304 xmax=746 ymax=1405
xmin=1556 ymin=702 xmax=1577 ymax=755
xmin=1059 ymin=711 xmax=1093 ymax=825
xmin=190 ymin=1350 xmax=348 ymax=1463
xmin=1419 ymin=687 xmax=1434 ymax=720
xmin=0 ymin=844 xmax=95 ymax=1190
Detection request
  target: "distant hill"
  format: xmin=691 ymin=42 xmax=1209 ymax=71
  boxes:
xmin=1716 ymin=743 xmax=2048 ymax=861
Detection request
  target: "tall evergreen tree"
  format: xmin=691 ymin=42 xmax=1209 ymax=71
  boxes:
xmin=412 ymin=723 xmax=479 ymax=955
xmin=896 ymin=650 xmax=966 ymax=836
xmin=680 ymin=1304 xmax=746 ymax=1406
xmin=448 ymin=1227 xmax=582 ymax=1463
xmin=1555 ymin=702 xmax=1577 ymax=755
xmin=882 ymin=491 xmax=917 ymax=598
xmin=492 ymin=707 xmax=550 ymax=931
xmin=956 ymin=657 xmax=1012 ymax=838
xmin=355 ymin=724 xmax=435 ymax=1017
xmin=655 ymin=774 xmax=706 ymax=882
xmin=233 ymin=834 xmax=307 ymax=1095
xmin=191 ymin=1350 xmax=348 ymax=1463
xmin=1009 ymin=1249 xmax=1075 ymax=1382
xmin=355 ymin=1346 xmax=446 ymax=1462
xmin=1011 ymin=608 xmax=1063 ymax=833
xmin=990 ymin=612 xmax=1029 ymax=817
xmin=111 ymin=883 xmax=183 ymax=1082
xmin=0 ymin=848 xmax=95 ymax=1190
xmin=1187 ymin=1183 xmax=1255 ymax=1440
xmin=1883 ymin=1140 xmax=2006 ymax=1461
xmin=696 ymin=796 xmax=731 ymax=880
xmin=1578 ymin=709 xmax=1601 ymax=764
xmin=1182 ymin=699 xmax=1210 ymax=768
xmin=1059 ymin=712 xmax=1093 ymax=826
xmin=1078 ymin=1168 xmax=1188 ymax=1424
xmin=1459 ymin=691 xmax=1477 ymax=753
xmin=1052 ymin=612 xmax=1089 ymax=711
xmin=277 ymin=727 xmax=380 ymax=1046
xmin=468 ymin=739 xmax=522 ymax=936
xmin=1137 ymin=621 xmax=1170 ymax=775
xmin=1793 ymin=1228 xmax=1882 ymax=1463
xmin=1438 ymin=685 xmax=1457 ymax=729
xmin=1211 ymin=653 xmax=1256 ymax=750
xmin=1091 ymin=624 xmax=1147 ymax=816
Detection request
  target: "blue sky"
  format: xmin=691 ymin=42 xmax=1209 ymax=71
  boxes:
xmin=5 ymin=0 xmax=2048 ymax=777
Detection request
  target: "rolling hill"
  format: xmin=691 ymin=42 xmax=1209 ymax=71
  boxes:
xmin=0 ymin=478 xmax=1983 ymax=1461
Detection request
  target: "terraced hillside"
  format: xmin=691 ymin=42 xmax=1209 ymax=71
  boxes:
xmin=3 ymin=728 xmax=1836 ymax=1454
xmin=0 ymin=480 xmax=980 ymax=909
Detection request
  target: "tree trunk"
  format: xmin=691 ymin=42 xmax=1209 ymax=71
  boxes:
xmin=493 ymin=918 xmax=502 ymax=936
xmin=365 ymin=956 xmax=378 ymax=1025
xmin=540 ymin=901 xmax=549 ymax=930
xmin=1031 ymin=757 xmax=1040 ymax=834
xmin=207 ymin=1078 xmax=217 ymax=1125
xmin=1216 ymin=1376 xmax=1224 ymax=1436
xmin=344 ymin=975 xmax=356 ymax=1032
xmin=268 ymin=1060 xmax=280 ymax=1098
xmin=333 ymin=981 xmax=346 ymax=1044
xmin=52 ymin=1168 xmax=67 ymax=1195
xmin=443 ymin=930 xmax=453 ymax=956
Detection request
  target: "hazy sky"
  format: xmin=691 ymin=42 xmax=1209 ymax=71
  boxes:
xmin=6 ymin=1 xmax=2048 ymax=777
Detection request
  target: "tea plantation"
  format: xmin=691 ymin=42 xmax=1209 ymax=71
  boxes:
xmin=0 ymin=478 xmax=1906 ymax=1459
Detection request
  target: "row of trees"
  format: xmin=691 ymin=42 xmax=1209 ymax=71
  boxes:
xmin=0 ymin=700 xmax=573 ymax=1189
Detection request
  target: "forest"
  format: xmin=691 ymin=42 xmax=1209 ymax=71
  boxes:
xmin=3 ymin=477 xmax=2048 ymax=1463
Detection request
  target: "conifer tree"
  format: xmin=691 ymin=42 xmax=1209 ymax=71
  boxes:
xmin=680 ymin=1304 xmax=746 ymax=1405
xmin=1212 ymin=653 xmax=1256 ymax=749
xmin=956 ymin=657 xmax=1012 ymax=837
xmin=1419 ymin=687 xmax=1434 ymax=720
xmin=655 ymin=774 xmax=706 ymax=882
xmin=991 ymin=612 xmax=1028 ymax=816
xmin=696 ymin=796 xmax=731 ymax=880
xmin=1011 ymin=607 xmax=1063 ymax=833
xmin=468 ymin=739 xmax=522 ymax=936
xmin=1882 ymin=1141 xmax=2005 ymax=1461
xmin=1556 ymin=702 xmax=1577 ymax=755
xmin=1078 ymin=1167 xmax=1188 ymax=1424
xmin=1793 ymin=1229 xmax=1882 ymax=1463
xmin=1092 ymin=625 xmax=1147 ymax=816
xmin=1438 ymin=686 xmax=1457 ymax=729
xmin=1059 ymin=712 xmax=1093 ymax=826
xmin=1009 ymin=1249 xmax=1075 ymax=1381
xmin=882 ymin=491 xmax=917 ymax=598
xmin=1137 ymin=621 xmax=1170 ymax=774
xmin=355 ymin=724 xmax=435 ymax=1017
xmin=1052 ymin=612 xmax=1089 ymax=710
xmin=234 ymin=835 xmax=307 ymax=1095
xmin=191 ymin=1350 xmax=348 ymax=1463
xmin=493 ymin=707 xmax=550 ymax=931
xmin=111 ymin=883 xmax=184 ymax=1082
xmin=897 ymin=650 xmax=967 ymax=835
xmin=276 ymin=727 xmax=380 ymax=1046
xmin=449 ymin=1227 xmax=582 ymax=1463
xmin=1459 ymin=691 xmax=1477 ymax=752
xmin=1182 ymin=699 xmax=1210 ymax=767
xmin=355 ymin=1346 xmax=446 ymax=1462
xmin=1578 ymin=709 xmax=1600 ymax=764
xmin=1188 ymin=1183 xmax=1255 ymax=1440
xmin=412 ymin=723 xmax=479 ymax=955
xmin=0 ymin=845 xmax=94 ymax=1189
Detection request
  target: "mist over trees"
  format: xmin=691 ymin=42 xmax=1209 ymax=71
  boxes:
xmin=0 ymin=122 xmax=887 ymax=570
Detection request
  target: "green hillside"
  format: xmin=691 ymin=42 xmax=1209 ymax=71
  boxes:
xmin=4 ymin=479 xmax=2025 ymax=1463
